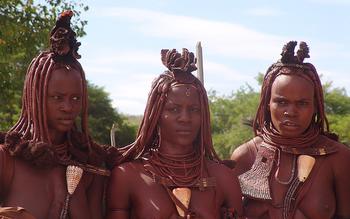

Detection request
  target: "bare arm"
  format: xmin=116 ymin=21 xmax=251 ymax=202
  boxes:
xmin=230 ymin=137 xmax=260 ymax=176
xmin=332 ymin=144 xmax=350 ymax=218
xmin=210 ymin=162 xmax=243 ymax=218
xmin=105 ymin=165 xmax=131 ymax=219
xmin=0 ymin=145 xmax=13 ymax=205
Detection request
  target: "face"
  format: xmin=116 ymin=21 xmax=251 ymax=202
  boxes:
xmin=159 ymin=84 xmax=201 ymax=153
xmin=46 ymin=67 xmax=83 ymax=144
xmin=269 ymin=74 xmax=315 ymax=137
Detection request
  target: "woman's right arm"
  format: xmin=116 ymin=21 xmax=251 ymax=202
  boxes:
xmin=0 ymin=145 xmax=14 ymax=205
xmin=230 ymin=137 xmax=260 ymax=176
xmin=105 ymin=165 xmax=131 ymax=219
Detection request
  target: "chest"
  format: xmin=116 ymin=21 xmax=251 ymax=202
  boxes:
xmin=5 ymin=160 xmax=93 ymax=219
xmin=246 ymin=155 xmax=336 ymax=219
xmin=130 ymin=171 xmax=219 ymax=219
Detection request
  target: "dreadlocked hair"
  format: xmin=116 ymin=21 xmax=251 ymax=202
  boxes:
xmin=253 ymin=41 xmax=332 ymax=139
xmin=117 ymin=48 xmax=220 ymax=166
xmin=4 ymin=10 xmax=107 ymax=167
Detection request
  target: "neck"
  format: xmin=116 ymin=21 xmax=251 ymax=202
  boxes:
xmin=50 ymin=131 xmax=67 ymax=145
xmin=158 ymin=141 xmax=195 ymax=156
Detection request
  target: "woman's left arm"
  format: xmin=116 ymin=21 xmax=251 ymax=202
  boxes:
xmin=333 ymin=145 xmax=350 ymax=218
xmin=215 ymin=163 xmax=243 ymax=218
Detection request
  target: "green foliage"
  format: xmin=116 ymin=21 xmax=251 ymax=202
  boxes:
xmin=323 ymin=82 xmax=350 ymax=115
xmin=0 ymin=1 xmax=136 ymax=147
xmin=0 ymin=0 xmax=88 ymax=130
xmin=324 ymin=82 xmax=350 ymax=144
xmin=210 ymin=76 xmax=350 ymax=159
xmin=87 ymin=82 xmax=137 ymax=146
xmin=209 ymin=85 xmax=259 ymax=158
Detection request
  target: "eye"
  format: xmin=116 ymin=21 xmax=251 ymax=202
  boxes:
xmin=190 ymin=107 xmax=200 ymax=113
xmin=169 ymin=107 xmax=179 ymax=113
xmin=51 ymin=95 xmax=61 ymax=100
xmin=72 ymin=96 xmax=81 ymax=101
xmin=275 ymin=99 xmax=288 ymax=106
xmin=297 ymin=100 xmax=310 ymax=107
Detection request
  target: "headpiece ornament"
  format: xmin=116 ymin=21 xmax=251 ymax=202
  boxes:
xmin=50 ymin=10 xmax=81 ymax=61
xmin=161 ymin=48 xmax=197 ymax=83
xmin=269 ymin=41 xmax=311 ymax=72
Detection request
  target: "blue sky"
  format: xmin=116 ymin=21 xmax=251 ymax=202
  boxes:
xmin=78 ymin=0 xmax=350 ymax=115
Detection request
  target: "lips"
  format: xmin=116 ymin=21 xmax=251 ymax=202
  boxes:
xmin=282 ymin=120 xmax=299 ymax=127
xmin=57 ymin=118 xmax=75 ymax=126
xmin=176 ymin=130 xmax=192 ymax=135
xmin=280 ymin=120 xmax=300 ymax=131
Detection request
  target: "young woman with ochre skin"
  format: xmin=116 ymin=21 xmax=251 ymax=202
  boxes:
xmin=0 ymin=11 xmax=110 ymax=219
xmin=231 ymin=41 xmax=350 ymax=219
xmin=107 ymin=48 xmax=243 ymax=219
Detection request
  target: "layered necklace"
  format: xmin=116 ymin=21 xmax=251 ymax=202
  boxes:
xmin=148 ymin=149 xmax=202 ymax=188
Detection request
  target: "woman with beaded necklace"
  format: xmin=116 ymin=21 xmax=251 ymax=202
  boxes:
xmin=231 ymin=41 xmax=350 ymax=219
xmin=106 ymin=48 xmax=243 ymax=219
xmin=0 ymin=11 xmax=110 ymax=219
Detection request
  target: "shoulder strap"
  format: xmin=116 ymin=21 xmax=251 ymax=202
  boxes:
xmin=0 ymin=146 xmax=15 ymax=205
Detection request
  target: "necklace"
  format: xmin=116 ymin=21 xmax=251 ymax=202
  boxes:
xmin=274 ymin=149 xmax=296 ymax=185
xmin=148 ymin=149 xmax=202 ymax=187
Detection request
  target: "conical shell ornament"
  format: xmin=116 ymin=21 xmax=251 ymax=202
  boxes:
xmin=297 ymin=155 xmax=315 ymax=182
xmin=172 ymin=187 xmax=191 ymax=217
xmin=66 ymin=165 xmax=83 ymax=195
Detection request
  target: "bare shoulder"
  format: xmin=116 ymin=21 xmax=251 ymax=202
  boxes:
xmin=325 ymin=137 xmax=350 ymax=173
xmin=231 ymin=136 xmax=261 ymax=160
xmin=107 ymin=160 xmax=144 ymax=205
xmin=205 ymin=160 xmax=238 ymax=186
xmin=206 ymin=159 xmax=233 ymax=176
xmin=230 ymin=136 xmax=261 ymax=175
xmin=110 ymin=159 xmax=144 ymax=181
xmin=0 ymin=144 xmax=10 ymax=163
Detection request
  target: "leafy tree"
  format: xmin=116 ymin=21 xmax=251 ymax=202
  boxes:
xmin=0 ymin=0 xmax=88 ymax=130
xmin=87 ymin=82 xmax=137 ymax=146
xmin=209 ymin=86 xmax=259 ymax=158
xmin=323 ymin=82 xmax=350 ymax=144
xmin=0 ymin=1 xmax=136 ymax=147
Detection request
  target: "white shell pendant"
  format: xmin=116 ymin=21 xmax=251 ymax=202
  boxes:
xmin=297 ymin=155 xmax=315 ymax=182
xmin=66 ymin=165 xmax=83 ymax=195
xmin=172 ymin=187 xmax=191 ymax=217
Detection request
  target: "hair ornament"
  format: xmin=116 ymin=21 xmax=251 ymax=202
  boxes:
xmin=50 ymin=10 xmax=81 ymax=60
xmin=274 ymin=41 xmax=311 ymax=69
xmin=161 ymin=48 xmax=197 ymax=83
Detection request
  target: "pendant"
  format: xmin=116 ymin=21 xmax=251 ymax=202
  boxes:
xmin=297 ymin=155 xmax=315 ymax=182
xmin=172 ymin=187 xmax=191 ymax=217
xmin=60 ymin=165 xmax=83 ymax=219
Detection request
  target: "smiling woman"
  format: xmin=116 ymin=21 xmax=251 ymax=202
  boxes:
xmin=106 ymin=48 xmax=243 ymax=219
xmin=0 ymin=11 xmax=110 ymax=219
xmin=231 ymin=41 xmax=350 ymax=219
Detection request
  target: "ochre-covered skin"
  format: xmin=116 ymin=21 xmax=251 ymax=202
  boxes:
xmin=106 ymin=49 xmax=243 ymax=219
xmin=231 ymin=41 xmax=350 ymax=219
xmin=0 ymin=11 xmax=109 ymax=219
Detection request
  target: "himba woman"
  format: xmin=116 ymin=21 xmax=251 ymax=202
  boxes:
xmin=231 ymin=41 xmax=350 ymax=219
xmin=0 ymin=11 xmax=110 ymax=219
xmin=106 ymin=48 xmax=243 ymax=219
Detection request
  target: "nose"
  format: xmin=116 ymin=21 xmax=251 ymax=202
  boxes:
xmin=178 ymin=109 xmax=191 ymax=123
xmin=283 ymin=105 xmax=298 ymax=117
xmin=60 ymin=99 xmax=73 ymax=112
